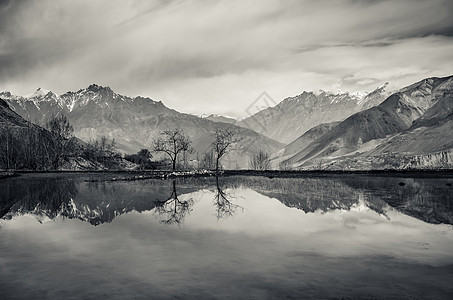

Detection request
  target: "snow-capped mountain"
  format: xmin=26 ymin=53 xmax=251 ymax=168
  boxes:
xmin=1 ymin=84 xmax=283 ymax=168
xmin=238 ymin=84 xmax=391 ymax=144
xmin=1 ymin=84 xmax=131 ymax=118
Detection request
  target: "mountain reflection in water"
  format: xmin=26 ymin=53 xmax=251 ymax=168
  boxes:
xmin=1 ymin=174 xmax=452 ymax=226
xmin=1 ymin=173 xmax=453 ymax=299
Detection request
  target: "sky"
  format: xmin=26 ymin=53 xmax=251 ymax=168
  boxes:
xmin=1 ymin=0 xmax=453 ymax=118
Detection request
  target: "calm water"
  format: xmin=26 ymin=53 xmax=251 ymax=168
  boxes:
xmin=1 ymin=173 xmax=453 ymax=299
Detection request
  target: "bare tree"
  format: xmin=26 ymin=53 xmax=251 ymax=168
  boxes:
xmin=200 ymin=149 xmax=216 ymax=170
xmin=1 ymin=124 xmax=12 ymax=170
xmin=213 ymin=176 xmax=243 ymax=219
xmin=154 ymin=180 xmax=194 ymax=226
xmin=45 ymin=114 xmax=77 ymax=169
xmin=153 ymin=129 xmax=191 ymax=170
xmin=212 ymin=129 xmax=241 ymax=173
xmin=46 ymin=114 xmax=73 ymax=140
xmin=249 ymin=149 xmax=271 ymax=170
xmin=1 ymin=116 xmax=68 ymax=171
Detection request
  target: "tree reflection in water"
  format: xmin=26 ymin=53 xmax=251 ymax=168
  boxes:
xmin=154 ymin=180 xmax=195 ymax=226
xmin=213 ymin=176 xmax=243 ymax=219
xmin=1 ymin=174 xmax=452 ymax=226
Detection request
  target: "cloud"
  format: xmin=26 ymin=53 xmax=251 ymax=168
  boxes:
xmin=0 ymin=0 xmax=452 ymax=116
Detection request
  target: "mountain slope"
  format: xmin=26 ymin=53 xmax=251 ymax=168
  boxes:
xmin=238 ymin=84 xmax=389 ymax=144
xmin=3 ymin=85 xmax=283 ymax=169
xmin=284 ymin=75 xmax=453 ymax=168
xmin=0 ymin=97 xmax=56 ymax=170
xmin=1 ymin=89 xmax=65 ymax=125
xmin=281 ymin=121 xmax=341 ymax=157
xmin=368 ymin=95 xmax=453 ymax=156
xmin=0 ymin=98 xmax=30 ymax=127
xmin=271 ymin=121 xmax=340 ymax=167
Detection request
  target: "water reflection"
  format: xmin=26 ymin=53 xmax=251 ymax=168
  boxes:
xmin=1 ymin=174 xmax=453 ymax=299
xmin=154 ymin=180 xmax=195 ymax=225
xmin=215 ymin=175 xmax=453 ymax=225
xmin=0 ymin=177 xmax=78 ymax=221
xmin=1 ymin=176 xmax=179 ymax=225
xmin=0 ymin=174 xmax=452 ymax=226
xmin=339 ymin=175 xmax=453 ymax=224
xmin=213 ymin=176 xmax=243 ymax=219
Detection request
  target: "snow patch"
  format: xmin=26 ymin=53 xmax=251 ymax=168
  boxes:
xmin=313 ymin=90 xmax=325 ymax=97
xmin=25 ymin=87 xmax=51 ymax=99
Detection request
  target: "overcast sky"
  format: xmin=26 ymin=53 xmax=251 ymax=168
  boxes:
xmin=1 ymin=0 xmax=452 ymax=117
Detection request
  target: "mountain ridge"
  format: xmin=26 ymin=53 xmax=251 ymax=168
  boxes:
xmin=2 ymin=85 xmax=283 ymax=169
xmin=3 ymin=75 xmax=452 ymax=170
xmin=237 ymin=83 xmax=391 ymax=144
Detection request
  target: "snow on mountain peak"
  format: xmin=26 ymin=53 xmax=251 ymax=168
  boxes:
xmin=20 ymin=87 xmax=62 ymax=109
xmin=335 ymin=88 xmax=346 ymax=95
xmin=313 ymin=90 xmax=326 ymax=96
xmin=25 ymin=87 xmax=53 ymax=99
xmin=377 ymin=82 xmax=389 ymax=90
xmin=350 ymin=91 xmax=368 ymax=99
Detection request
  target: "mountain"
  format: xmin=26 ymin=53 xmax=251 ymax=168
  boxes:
xmin=372 ymin=95 xmax=453 ymax=155
xmin=0 ymin=98 xmax=30 ymax=127
xmin=0 ymin=97 xmax=55 ymax=170
xmin=203 ymin=114 xmax=238 ymax=125
xmin=283 ymin=75 xmax=453 ymax=169
xmin=238 ymin=83 xmax=390 ymax=144
xmin=0 ymin=97 xmax=54 ymax=142
xmin=0 ymin=88 xmax=64 ymax=125
xmin=271 ymin=121 xmax=340 ymax=167
xmin=2 ymin=85 xmax=283 ymax=169
xmin=1 ymin=97 xmax=121 ymax=171
xmin=361 ymin=94 xmax=453 ymax=169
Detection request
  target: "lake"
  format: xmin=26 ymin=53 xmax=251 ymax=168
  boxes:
xmin=1 ymin=173 xmax=453 ymax=299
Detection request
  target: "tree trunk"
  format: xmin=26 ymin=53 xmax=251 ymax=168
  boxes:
xmin=6 ymin=129 xmax=9 ymax=170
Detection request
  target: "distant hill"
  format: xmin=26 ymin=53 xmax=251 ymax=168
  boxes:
xmin=203 ymin=114 xmax=238 ymax=125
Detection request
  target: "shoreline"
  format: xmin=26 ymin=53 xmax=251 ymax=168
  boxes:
xmin=2 ymin=169 xmax=453 ymax=181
